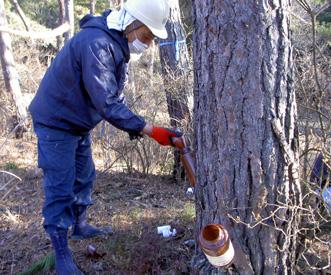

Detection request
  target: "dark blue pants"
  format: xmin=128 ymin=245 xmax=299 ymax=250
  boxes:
xmin=34 ymin=125 xmax=96 ymax=234
xmin=310 ymin=153 xmax=330 ymax=188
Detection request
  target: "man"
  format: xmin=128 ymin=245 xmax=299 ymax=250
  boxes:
xmin=29 ymin=0 xmax=180 ymax=274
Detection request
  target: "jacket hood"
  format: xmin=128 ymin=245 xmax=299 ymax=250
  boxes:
xmin=79 ymin=10 xmax=130 ymax=62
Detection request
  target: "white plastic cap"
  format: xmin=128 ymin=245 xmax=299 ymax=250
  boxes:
xmin=186 ymin=187 xmax=194 ymax=195
xmin=162 ymin=229 xmax=172 ymax=238
xmin=157 ymin=225 xmax=171 ymax=234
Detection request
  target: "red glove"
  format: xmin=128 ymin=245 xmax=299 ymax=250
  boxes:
xmin=149 ymin=126 xmax=182 ymax=146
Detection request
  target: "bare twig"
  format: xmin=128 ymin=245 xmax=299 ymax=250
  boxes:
xmin=296 ymin=0 xmax=329 ymax=144
xmin=301 ymin=253 xmax=330 ymax=271
xmin=0 ymin=170 xmax=22 ymax=181
xmin=296 ymin=0 xmax=311 ymax=12
xmin=99 ymin=155 xmax=123 ymax=176
xmin=313 ymin=2 xmax=331 ymax=17
xmin=299 ymin=147 xmax=320 ymax=159
xmin=0 ymin=116 xmax=28 ymax=151
xmin=0 ymin=176 xmax=17 ymax=191
xmin=0 ymin=170 xmax=22 ymax=200
xmin=10 ymin=0 xmax=30 ymax=32
xmin=298 ymin=104 xmax=330 ymax=121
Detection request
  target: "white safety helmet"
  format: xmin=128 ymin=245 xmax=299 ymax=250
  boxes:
xmin=124 ymin=0 xmax=170 ymax=39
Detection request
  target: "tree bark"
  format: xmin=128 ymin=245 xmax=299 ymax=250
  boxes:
xmin=192 ymin=1 xmax=301 ymax=274
xmin=159 ymin=7 xmax=191 ymax=129
xmin=159 ymin=0 xmax=192 ymax=181
xmin=57 ymin=0 xmax=74 ymax=45
xmin=57 ymin=0 xmax=65 ymax=49
xmin=178 ymin=0 xmax=192 ymax=45
xmin=0 ymin=0 xmax=27 ymax=121
xmin=64 ymin=0 xmax=74 ymax=42
xmin=159 ymin=0 xmax=193 ymax=183
xmin=90 ymin=0 xmax=96 ymax=15
xmin=10 ymin=0 xmax=30 ymax=31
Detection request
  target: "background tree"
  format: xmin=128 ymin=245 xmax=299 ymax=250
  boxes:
xmin=292 ymin=1 xmax=331 ymax=270
xmin=57 ymin=0 xmax=65 ymax=48
xmin=0 ymin=0 xmax=27 ymax=123
xmin=191 ymin=0 xmax=302 ymax=273
xmin=178 ymin=0 xmax=192 ymax=46
xmin=158 ymin=0 xmax=192 ymax=180
xmin=10 ymin=0 xmax=30 ymax=31
xmin=90 ymin=0 xmax=96 ymax=14
xmin=64 ymin=0 xmax=74 ymax=41
xmin=159 ymin=0 xmax=191 ymax=132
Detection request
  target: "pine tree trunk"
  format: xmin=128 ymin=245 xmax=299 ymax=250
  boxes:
xmin=159 ymin=0 xmax=192 ymax=181
xmin=0 ymin=0 xmax=27 ymax=121
xmin=191 ymin=1 xmax=302 ymax=274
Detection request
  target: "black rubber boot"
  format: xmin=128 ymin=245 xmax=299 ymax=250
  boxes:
xmin=71 ymin=205 xmax=113 ymax=240
xmin=50 ymin=229 xmax=84 ymax=275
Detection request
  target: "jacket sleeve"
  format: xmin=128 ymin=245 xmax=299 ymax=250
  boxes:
xmin=80 ymin=40 xmax=146 ymax=136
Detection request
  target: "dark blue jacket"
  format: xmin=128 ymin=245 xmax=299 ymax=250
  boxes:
xmin=29 ymin=10 xmax=146 ymax=136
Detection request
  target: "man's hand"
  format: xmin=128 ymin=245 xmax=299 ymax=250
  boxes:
xmin=142 ymin=124 xmax=182 ymax=146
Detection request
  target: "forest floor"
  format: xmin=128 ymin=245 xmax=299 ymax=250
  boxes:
xmin=0 ymin=136 xmax=196 ymax=275
xmin=1 ymin=134 xmax=331 ymax=275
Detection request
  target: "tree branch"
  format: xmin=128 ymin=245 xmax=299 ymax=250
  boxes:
xmin=0 ymin=23 xmax=70 ymax=39
xmin=10 ymin=0 xmax=30 ymax=32
xmin=313 ymin=1 xmax=331 ymax=17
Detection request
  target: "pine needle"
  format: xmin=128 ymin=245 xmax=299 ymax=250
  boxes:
xmin=18 ymin=252 xmax=55 ymax=275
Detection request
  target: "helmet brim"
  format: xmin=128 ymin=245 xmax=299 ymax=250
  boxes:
xmin=148 ymin=26 xmax=168 ymax=39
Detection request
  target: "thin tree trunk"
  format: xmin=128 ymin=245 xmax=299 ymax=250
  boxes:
xmin=0 ymin=0 xmax=27 ymax=121
xmin=90 ymin=0 xmax=96 ymax=15
xmin=64 ymin=0 xmax=74 ymax=42
xmin=10 ymin=0 xmax=29 ymax=31
xmin=178 ymin=0 xmax=192 ymax=45
xmin=57 ymin=0 xmax=65 ymax=49
xmin=147 ymin=41 xmax=155 ymax=87
xmin=192 ymin=1 xmax=301 ymax=274
xmin=159 ymin=0 xmax=192 ymax=181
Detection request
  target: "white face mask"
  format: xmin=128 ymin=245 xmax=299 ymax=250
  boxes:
xmin=128 ymin=31 xmax=149 ymax=55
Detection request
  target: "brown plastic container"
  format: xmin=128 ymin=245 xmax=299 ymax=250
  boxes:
xmin=171 ymin=136 xmax=196 ymax=187
xmin=199 ymin=224 xmax=235 ymax=268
